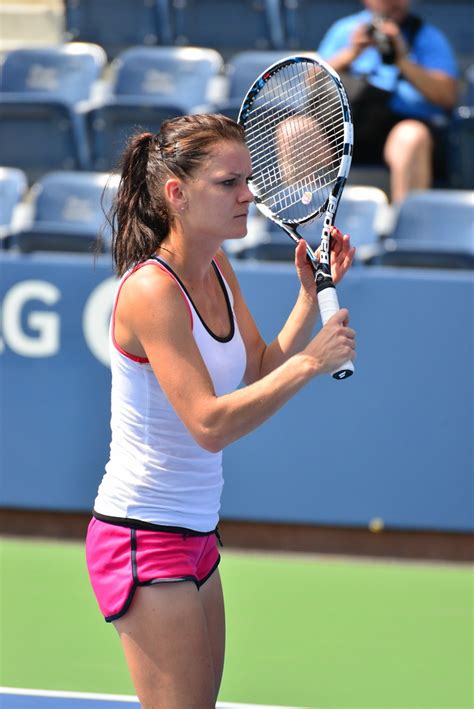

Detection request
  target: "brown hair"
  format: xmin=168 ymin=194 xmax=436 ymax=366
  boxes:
xmin=108 ymin=113 xmax=245 ymax=276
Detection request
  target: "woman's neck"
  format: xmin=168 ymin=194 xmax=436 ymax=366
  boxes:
xmin=155 ymin=231 xmax=219 ymax=287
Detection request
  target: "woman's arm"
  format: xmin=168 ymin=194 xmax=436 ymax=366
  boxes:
xmin=218 ymin=230 xmax=355 ymax=383
xmin=120 ymin=264 xmax=355 ymax=453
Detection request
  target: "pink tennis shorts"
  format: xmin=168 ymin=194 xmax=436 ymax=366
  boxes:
xmin=85 ymin=517 xmax=221 ymax=622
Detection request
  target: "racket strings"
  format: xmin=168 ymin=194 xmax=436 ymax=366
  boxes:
xmin=242 ymin=61 xmax=346 ymax=221
xmin=244 ymin=68 xmax=341 ymax=139
xmin=244 ymin=83 xmax=342 ymax=153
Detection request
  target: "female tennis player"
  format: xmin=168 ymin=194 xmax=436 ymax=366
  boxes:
xmin=86 ymin=113 xmax=356 ymax=708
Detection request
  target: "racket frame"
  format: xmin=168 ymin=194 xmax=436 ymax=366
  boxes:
xmin=238 ymin=54 xmax=355 ymax=380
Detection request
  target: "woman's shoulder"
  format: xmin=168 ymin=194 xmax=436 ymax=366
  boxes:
xmin=119 ymin=259 xmax=190 ymax=319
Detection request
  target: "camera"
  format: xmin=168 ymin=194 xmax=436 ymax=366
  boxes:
xmin=367 ymin=20 xmax=396 ymax=64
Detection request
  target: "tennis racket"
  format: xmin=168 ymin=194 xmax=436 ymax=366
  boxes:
xmin=238 ymin=55 xmax=354 ymax=380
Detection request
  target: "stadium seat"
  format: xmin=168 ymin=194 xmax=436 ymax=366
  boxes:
xmin=281 ymin=0 xmax=361 ymax=51
xmin=0 ymin=168 xmax=28 ymax=230
xmin=86 ymin=46 xmax=223 ymax=170
xmin=0 ymin=44 xmax=106 ymax=182
xmin=376 ymin=189 xmax=474 ymax=269
xmin=448 ymin=109 xmax=474 ymax=190
xmin=212 ymin=50 xmax=311 ymax=120
xmin=0 ymin=44 xmax=106 ymax=102
xmin=411 ymin=1 xmax=474 ymax=59
xmin=170 ymin=0 xmax=285 ymax=57
xmin=233 ymin=185 xmax=388 ymax=262
xmin=64 ymin=0 xmax=173 ymax=59
xmin=4 ymin=171 xmax=119 ymax=253
xmin=447 ymin=65 xmax=474 ymax=190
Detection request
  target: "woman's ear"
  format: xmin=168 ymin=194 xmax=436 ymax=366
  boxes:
xmin=164 ymin=177 xmax=187 ymax=214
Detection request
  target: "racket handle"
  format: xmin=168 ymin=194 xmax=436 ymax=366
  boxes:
xmin=317 ymin=286 xmax=355 ymax=380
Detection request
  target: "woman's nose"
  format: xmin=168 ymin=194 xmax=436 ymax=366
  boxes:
xmin=240 ymin=183 xmax=254 ymax=203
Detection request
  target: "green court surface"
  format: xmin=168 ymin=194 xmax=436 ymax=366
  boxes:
xmin=0 ymin=538 xmax=472 ymax=709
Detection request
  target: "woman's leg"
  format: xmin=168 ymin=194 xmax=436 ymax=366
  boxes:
xmin=114 ymin=580 xmax=216 ymax=709
xmin=200 ymin=569 xmax=226 ymax=699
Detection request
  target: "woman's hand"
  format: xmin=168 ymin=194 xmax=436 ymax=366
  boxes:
xmin=326 ymin=226 xmax=355 ymax=285
xmin=295 ymin=238 xmax=319 ymax=304
xmin=303 ymin=308 xmax=356 ymax=375
xmin=295 ymin=227 xmax=355 ymax=300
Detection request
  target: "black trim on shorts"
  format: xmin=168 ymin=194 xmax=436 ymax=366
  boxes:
xmin=103 ymin=529 xmax=221 ymax=623
xmin=198 ymin=555 xmax=221 ymax=588
xmin=93 ymin=510 xmax=215 ymax=536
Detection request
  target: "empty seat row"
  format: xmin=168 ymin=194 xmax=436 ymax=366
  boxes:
xmin=1 ymin=169 xmax=118 ymax=253
xmin=1 ymin=167 xmax=472 ymax=270
xmin=2 ymin=44 xmax=474 ymax=189
xmin=232 ymin=188 xmax=474 ymax=270
xmin=62 ymin=0 xmax=474 ymax=60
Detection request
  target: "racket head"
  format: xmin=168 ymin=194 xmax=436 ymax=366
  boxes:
xmin=238 ymin=55 xmax=353 ymax=231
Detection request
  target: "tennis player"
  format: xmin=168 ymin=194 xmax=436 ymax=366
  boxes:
xmin=86 ymin=113 xmax=356 ymax=708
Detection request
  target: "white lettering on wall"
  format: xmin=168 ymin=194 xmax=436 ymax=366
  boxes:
xmin=1 ymin=281 xmax=61 ymax=357
xmin=82 ymin=277 xmax=116 ymax=368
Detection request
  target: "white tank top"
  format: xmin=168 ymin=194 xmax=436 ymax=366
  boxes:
xmin=93 ymin=256 xmax=247 ymax=532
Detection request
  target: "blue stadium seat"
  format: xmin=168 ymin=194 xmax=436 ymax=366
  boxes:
xmin=447 ymin=65 xmax=474 ymax=190
xmin=460 ymin=64 xmax=474 ymax=107
xmin=0 ymin=168 xmax=28 ymax=229
xmin=448 ymin=109 xmax=474 ymax=190
xmin=233 ymin=186 xmax=388 ymax=262
xmin=64 ymin=0 xmax=173 ymax=59
xmin=377 ymin=189 xmax=474 ymax=269
xmin=170 ymin=0 xmax=285 ymax=57
xmin=281 ymin=0 xmax=360 ymax=51
xmin=0 ymin=44 xmax=106 ymax=102
xmin=0 ymin=44 xmax=106 ymax=182
xmin=411 ymin=1 xmax=474 ymax=58
xmin=86 ymin=46 xmax=223 ymax=170
xmin=212 ymin=50 xmax=305 ymax=120
xmin=4 ymin=171 xmax=119 ymax=253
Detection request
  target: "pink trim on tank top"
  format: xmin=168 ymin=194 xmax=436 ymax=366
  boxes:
xmin=112 ymin=260 xmax=194 ymax=363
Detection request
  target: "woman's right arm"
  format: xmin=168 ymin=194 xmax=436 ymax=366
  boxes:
xmin=120 ymin=266 xmax=355 ymax=453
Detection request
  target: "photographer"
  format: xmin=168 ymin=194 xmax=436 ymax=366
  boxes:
xmin=318 ymin=0 xmax=458 ymax=202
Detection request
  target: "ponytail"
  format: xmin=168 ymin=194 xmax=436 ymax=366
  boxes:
xmin=110 ymin=132 xmax=171 ymax=276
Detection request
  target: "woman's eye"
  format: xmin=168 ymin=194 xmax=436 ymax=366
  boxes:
xmin=221 ymin=179 xmax=236 ymax=187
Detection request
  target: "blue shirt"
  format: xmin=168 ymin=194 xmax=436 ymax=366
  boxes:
xmin=318 ymin=10 xmax=458 ymax=123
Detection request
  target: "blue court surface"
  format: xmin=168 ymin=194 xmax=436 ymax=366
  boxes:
xmin=0 ymin=689 xmax=302 ymax=709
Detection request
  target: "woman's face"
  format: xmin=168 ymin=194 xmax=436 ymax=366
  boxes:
xmin=180 ymin=140 xmax=254 ymax=243
xmin=364 ymin=0 xmax=410 ymax=22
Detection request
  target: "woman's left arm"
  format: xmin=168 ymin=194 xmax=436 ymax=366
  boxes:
xmin=218 ymin=228 xmax=354 ymax=383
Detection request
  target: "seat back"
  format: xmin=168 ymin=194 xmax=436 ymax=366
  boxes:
xmin=282 ymin=0 xmax=360 ymax=50
xmin=171 ymin=0 xmax=284 ymax=56
xmin=294 ymin=186 xmax=387 ymax=253
xmin=112 ymin=46 xmax=223 ymax=109
xmin=0 ymin=101 xmax=89 ymax=182
xmin=235 ymin=186 xmax=387 ymax=261
xmin=225 ymin=50 xmax=306 ymax=101
xmin=448 ymin=111 xmax=474 ymax=190
xmin=0 ymin=44 xmax=106 ymax=103
xmin=391 ymin=190 xmax=474 ymax=250
xmin=31 ymin=171 xmax=119 ymax=234
xmin=0 ymin=167 xmax=28 ymax=227
xmin=411 ymin=1 xmax=474 ymax=56
xmin=64 ymin=0 xmax=172 ymax=58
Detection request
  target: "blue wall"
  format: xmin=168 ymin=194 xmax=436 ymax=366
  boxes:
xmin=0 ymin=253 xmax=472 ymax=532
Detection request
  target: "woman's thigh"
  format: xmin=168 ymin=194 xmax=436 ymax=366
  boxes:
xmin=114 ymin=581 xmax=216 ymax=709
xmin=200 ymin=568 xmax=226 ymax=697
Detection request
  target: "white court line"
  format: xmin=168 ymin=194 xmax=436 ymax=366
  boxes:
xmin=0 ymin=687 xmax=306 ymax=708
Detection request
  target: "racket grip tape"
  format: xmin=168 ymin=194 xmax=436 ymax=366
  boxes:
xmin=317 ymin=286 xmax=354 ymax=380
